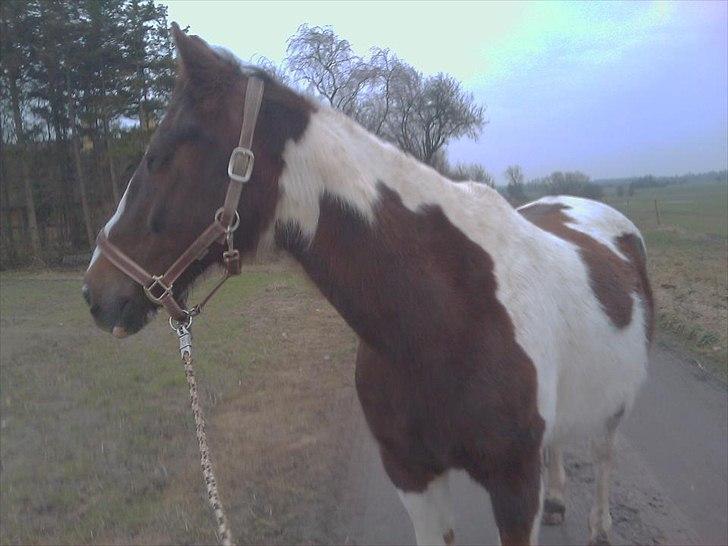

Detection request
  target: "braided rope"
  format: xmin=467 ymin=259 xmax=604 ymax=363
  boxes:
xmin=182 ymin=352 xmax=234 ymax=546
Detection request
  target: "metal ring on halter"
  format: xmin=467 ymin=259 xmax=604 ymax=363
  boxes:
xmin=215 ymin=208 xmax=240 ymax=233
xmin=169 ymin=313 xmax=193 ymax=331
xmin=144 ymin=275 xmax=173 ymax=304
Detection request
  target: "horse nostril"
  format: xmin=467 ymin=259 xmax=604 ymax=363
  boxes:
xmin=82 ymin=284 xmax=91 ymax=306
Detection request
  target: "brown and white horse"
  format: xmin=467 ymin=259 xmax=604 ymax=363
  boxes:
xmin=83 ymin=28 xmax=653 ymax=546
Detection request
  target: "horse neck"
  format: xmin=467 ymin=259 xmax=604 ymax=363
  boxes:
xmin=273 ymin=107 xmax=524 ymax=358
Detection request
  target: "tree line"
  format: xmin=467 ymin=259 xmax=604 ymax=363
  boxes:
xmin=500 ymin=167 xmax=603 ymax=206
xmin=1 ymin=0 xmax=174 ymax=267
xmin=608 ymin=170 xmax=728 ymax=197
xmin=1 ymin=9 xmax=492 ymax=267
xmin=502 ymin=168 xmax=728 ymax=206
xmin=3 ymin=6 xmax=637 ymax=269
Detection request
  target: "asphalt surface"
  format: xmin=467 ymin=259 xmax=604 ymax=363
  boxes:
xmin=339 ymin=344 xmax=728 ymax=545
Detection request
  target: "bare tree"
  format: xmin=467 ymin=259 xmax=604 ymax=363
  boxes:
xmin=251 ymin=54 xmax=292 ymax=85
xmin=451 ymin=163 xmax=495 ymax=187
xmin=382 ymin=72 xmax=484 ymax=165
xmin=283 ymin=26 xmax=485 ymax=166
xmin=505 ymin=164 xmax=527 ymax=203
xmin=505 ymin=165 xmax=524 ymax=186
xmin=478 ymin=170 xmax=496 ymax=188
xmin=285 ymin=25 xmax=376 ymax=116
xmin=355 ymin=48 xmax=410 ymax=136
xmin=542 ymin=171 xmax=602 ymax=200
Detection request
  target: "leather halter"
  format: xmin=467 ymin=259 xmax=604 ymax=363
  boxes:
xmin=96 ymin=77 xmax=265 ymax=325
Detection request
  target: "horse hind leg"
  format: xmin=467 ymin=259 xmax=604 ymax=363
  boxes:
xmin=588 ymin=409 xmax=623 ymax=545
xmin=542 ymin=443 xmax=567 ymax=526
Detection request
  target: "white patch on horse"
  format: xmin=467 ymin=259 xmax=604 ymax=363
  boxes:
xmin=519 ymin=195 xmax=643 ymax=260
xmin=397 ymin=472 xmax=454 ymax=546
xmin=87 ymin=180 xmax=131 ymax=271
xmin=275 ymin=108 xmax=381 ymax=242
xmin=104 ymin=180 xmax=131 ymax=237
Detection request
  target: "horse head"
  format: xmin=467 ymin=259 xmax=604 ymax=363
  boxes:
xmin=83 ymin=24 xmax=311 ymax=336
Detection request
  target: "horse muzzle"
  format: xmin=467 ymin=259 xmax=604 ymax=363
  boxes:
xmin=83 ymin=260 xmax=157 ymax=337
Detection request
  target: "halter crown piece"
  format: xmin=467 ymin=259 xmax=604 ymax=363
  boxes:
xmin=96 ymin=77 xmax=265 ymax=327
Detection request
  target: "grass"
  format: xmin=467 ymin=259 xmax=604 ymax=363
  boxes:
xmin=605 ymin=181 xmax=728 ymax=378
xmin=0 ymin=262 xmax=358 ymax=545
xmin=1 ymin=181 xmax=725 ymax=543
xmin=608 ymin=182 xmax=728 ymax=238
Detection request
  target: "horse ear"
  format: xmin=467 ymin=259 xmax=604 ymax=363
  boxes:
xmin=170 ymin=22 xmax=230 ymax=96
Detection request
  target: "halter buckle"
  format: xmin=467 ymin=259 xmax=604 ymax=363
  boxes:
xmin=223 ymin=249 xmax=241 ymax=275
xmin=144 ymin=275 xmax=173 ymax=304
xmin=227 ymin=147 xmax=254 ymax=183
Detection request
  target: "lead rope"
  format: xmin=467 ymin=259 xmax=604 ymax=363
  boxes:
xmin=176 ymin=322 xmax=234 ymax=546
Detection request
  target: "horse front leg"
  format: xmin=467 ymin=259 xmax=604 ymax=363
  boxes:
xmin=379 ymin=446 xmax=456 ymax=546
xmin=488 ymin=458 xmax=543 ymax=546
xmin=467 ymin=437 xmax=543 ymax=546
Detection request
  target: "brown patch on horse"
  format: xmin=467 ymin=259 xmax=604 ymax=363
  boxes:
xmin=616 ymin=233 xmax=655 ymax=341
xmin=138 ymin=70 xmax=314 ymax=300
xmin=520 ymin=203 xmax=652 ymax=339
xmin=279 ymin=184 xmax=544 ymax=538
xmin=443 ymin=528 xmax=455 ymax=546
xmin=163 ymin=28 xmax=315 ymax=257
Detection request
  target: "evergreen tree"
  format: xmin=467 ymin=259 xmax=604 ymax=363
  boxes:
xmin=0 ymin=0 xmax=43 ymax=262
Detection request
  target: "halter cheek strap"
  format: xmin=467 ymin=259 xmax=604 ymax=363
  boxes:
xmin=96 ymin=77 xmax=265 ymax=324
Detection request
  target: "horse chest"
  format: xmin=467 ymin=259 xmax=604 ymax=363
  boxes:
xmin=355 ymin=342 xmax=485 ymax=465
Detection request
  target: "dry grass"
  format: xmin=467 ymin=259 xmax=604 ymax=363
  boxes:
xmin=0 ymin=260 xmax=358 ymax=545
xmin=607 ymin=182 xmax=728 ymax=378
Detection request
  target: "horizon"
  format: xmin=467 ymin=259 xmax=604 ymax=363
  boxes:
xmin=161 ymin=1 xmax=728 ymax=184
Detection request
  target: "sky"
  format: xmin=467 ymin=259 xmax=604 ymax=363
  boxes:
xmin=161 ymin=1 xmax=728 ymax=183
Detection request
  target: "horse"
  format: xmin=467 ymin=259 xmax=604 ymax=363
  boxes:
xmin=83 ymin=26 xmax=654 ymax=546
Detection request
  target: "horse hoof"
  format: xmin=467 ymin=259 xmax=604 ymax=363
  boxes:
xmin=542 ymin=511 xmax=564 ymax=525
xmin=542 ymin=498 xmax=565 ymax=526
xmin=588 ymin=531 xmax=611 ymax=545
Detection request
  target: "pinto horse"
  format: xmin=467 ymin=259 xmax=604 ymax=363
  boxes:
xmin=83 ymin=27 xmax=653 ymax=546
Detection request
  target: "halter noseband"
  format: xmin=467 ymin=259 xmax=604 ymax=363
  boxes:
xmin=95 ymin=77 xmax=265 ymax=326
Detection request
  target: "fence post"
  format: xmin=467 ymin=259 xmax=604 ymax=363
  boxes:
xmin=654 ymin=199 xmax=660 ymax=225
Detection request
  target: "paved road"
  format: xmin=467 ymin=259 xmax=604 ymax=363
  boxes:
xmin=340 ymin=344 xmax=727 ymax=545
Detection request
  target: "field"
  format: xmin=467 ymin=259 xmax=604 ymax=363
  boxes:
xmin=0 ymin=262 xmax=358 ymax=545
xmin=1 ymin=181 xmax=725 ymax=545
xmin=605 ymin=181 xmax=728 ymax=376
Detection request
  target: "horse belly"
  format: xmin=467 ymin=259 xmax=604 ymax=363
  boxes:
xmin=548 ymin=293 xmax=649 ymax=441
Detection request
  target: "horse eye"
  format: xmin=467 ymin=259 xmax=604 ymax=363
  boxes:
xmin=146 ymin=154 xmax=157 ymax=171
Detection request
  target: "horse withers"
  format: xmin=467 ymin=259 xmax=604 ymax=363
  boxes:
xmin=84 ymin=26 xmax=653 ymax=546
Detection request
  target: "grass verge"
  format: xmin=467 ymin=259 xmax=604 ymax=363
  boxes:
xmin=0 ymin=261 xmax=358 ymax=545
xmin=606 ymin=182 xmax=727 ymax=379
